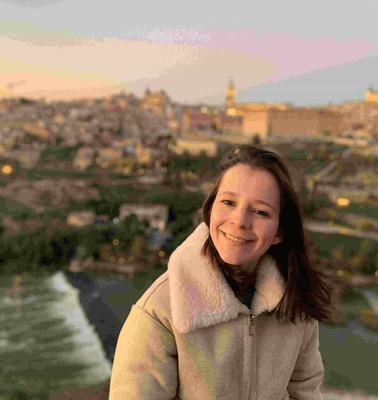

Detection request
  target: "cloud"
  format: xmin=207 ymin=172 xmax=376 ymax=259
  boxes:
xmin=0 ymin=18 xmax=89 ymax=46
xmin=142 ymin=28 xmax=376 ymax=80
xmin=0 ymin=0 xmax=63 ymax=8
xmin=126 ymin=49 xmax=276 ymax=103
xmin=0 ymin=35 xmax=275 ymax=102
xmin=0 ymin=54 xmax=120 ymax=100
xmin=2 ymin=24 xmax=374 ymax=103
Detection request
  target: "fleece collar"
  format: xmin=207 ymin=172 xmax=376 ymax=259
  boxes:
xmin=168 ymin=222 xmax=286 ymax=334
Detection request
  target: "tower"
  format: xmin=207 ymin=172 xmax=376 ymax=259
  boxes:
xmin=226 ymin=79 xmax=235 ymax=110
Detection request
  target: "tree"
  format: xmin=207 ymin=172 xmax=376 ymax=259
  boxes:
xmin=250 ymin=134 xmax=261 ymax=146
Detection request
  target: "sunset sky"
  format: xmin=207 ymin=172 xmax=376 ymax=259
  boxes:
xmin=1 ymin=0 xmax=377 ymax=105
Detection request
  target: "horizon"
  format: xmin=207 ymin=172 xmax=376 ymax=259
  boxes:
xmin=1 ymin=0 xmax=377 ymax=106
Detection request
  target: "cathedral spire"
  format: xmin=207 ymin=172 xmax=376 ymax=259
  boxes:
xmin=226 ymin=78 xmax=235 ymax=110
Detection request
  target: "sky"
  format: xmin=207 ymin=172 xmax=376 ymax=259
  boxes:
xmin=0 ymin=0 xmax=377 ymax=106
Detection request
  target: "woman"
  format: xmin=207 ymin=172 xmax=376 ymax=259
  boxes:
xmin=109 ymin=145 xmax=333 ymax=399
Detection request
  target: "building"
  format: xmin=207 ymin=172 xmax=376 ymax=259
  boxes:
xmin=119 ymin=204 xmax=169 ymax=230
xmin=181 ymin=109 xmax=216 ymax=132
xmin=213 ymin=112 xmax=243 ymax=134
xmin=140 ymin=88 xmax=169 ymax=115
xmin=67 ymin=211 xmax=96 ymax=228
xmin=241 ymin=110 xmax=270 ymax=137
xmin=225 ymin=79 xmax=290 ymax=118
xmin=269 ymin=108 xmax=342 ymax=137
xmin=172 ymin=138 xmax=217 ymax=156
xmin=224 ymin=80 xmax=342 ymax=138
xmin=365 ymin=87 xmax=378 ymax=103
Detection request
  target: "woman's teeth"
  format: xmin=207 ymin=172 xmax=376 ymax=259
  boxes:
xmin=225 ymin=233 xmax=247 ymax=243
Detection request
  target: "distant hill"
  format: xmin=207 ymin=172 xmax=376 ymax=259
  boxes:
xmin=200 ymin=55 xmax=378 ymax=107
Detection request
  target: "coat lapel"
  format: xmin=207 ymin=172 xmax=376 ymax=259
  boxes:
xmin=169 ymin=223 xmax=286 ymax=334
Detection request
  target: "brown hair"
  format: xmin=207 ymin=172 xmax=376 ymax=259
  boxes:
xmin=202 ymin=144 xmax=333 ymax=324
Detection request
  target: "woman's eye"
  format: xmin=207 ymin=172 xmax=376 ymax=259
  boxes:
xmin=254 ymin=210 xmax=269 ymax=217
xmin=220 ymin=201 xmax=269 ymax=216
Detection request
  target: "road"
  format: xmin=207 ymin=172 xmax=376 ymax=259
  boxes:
xmin=304 ymin=219 xmax=378 ymax=241
xmin=360 ymin=289 xmax=378 ymax=317
xmin=64 ymin=271 xmax=123 ymax=362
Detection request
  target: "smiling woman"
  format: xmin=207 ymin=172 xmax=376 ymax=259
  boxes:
xmin=209 ymin=164 xmax=282 ymax=266
xmin=110 ymin=145 xmax=333 ymax=400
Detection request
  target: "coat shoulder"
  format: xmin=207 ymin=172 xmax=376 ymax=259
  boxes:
xmin=135 ymin=271 xmax=174 ymax=334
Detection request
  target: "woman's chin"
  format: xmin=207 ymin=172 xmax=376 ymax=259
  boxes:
xmin=219 ymin=252 xmax=261 ymax=267
xmin=220 ymin=255 xmax=247 ymax=266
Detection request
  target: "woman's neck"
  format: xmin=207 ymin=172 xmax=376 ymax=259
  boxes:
xmin=221 ymin=258 xmax=259 ymax=287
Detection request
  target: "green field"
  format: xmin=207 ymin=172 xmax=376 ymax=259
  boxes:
xmin=39 ymin=145 xmax=79 ymax=163
xmin=0 ymin=196 xmax=38 ymax=220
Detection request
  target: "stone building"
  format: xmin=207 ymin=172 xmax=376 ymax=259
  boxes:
xmin=172 ymin=138 xmax=217 ymax=156
xmin=225 ymin=79 xmax=290 ymax=118
xmin=181 ymin=109 xmax=216 ymax=132
xmin=139 ymin=88 xmax=169 ymax=115
xmin=242 ymin=110 xmax=270 ymax=137
xmin=118 ymin=204 xmax=169 ymax=230
xmin=213 ymin=112 xmax=243 ymax=134
xmin=223 ymin=80 xmax=342 ymax=138
xmin=365 ymin=87 xmax=378 ymax=103
xmin=268 ymin=108 xmax=342 ymax=137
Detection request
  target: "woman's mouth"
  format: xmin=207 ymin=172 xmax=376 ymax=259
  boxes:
xmin=223 ymin=231 xmax=251 ymax=243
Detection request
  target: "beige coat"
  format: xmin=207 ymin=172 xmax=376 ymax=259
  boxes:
xmin=110 ymin=222 xmax=325 ymax=399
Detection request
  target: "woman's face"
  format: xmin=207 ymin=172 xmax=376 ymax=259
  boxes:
xmin=210 ymin=163 xmax=282 ymax=266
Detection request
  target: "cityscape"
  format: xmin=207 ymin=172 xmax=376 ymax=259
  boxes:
xmin=0 ymin=81 xmax=377 ymax=399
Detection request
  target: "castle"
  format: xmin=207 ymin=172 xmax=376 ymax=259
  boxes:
xmin=225 ymin=79 xmax=289 ymax=116
xmin=139 ymin=88 xmax=169 ymax=115
xmin=223 ymin=80 xmax=342 ymax=138
xmin=364 ymin=87 xmax=378 ymax=103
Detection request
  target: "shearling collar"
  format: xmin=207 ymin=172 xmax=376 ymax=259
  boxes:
xmin=168 ymin=222 xmax=286 ymax=334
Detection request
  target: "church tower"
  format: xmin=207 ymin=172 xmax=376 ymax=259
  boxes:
xmin=226 ymin=79 xmax=235 ymax=110
xmin=365 ymin=85 xmax=378 ymax=103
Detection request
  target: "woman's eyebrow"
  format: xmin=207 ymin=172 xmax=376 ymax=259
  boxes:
xmin=219 ymin=191 xmax=276 ymax=211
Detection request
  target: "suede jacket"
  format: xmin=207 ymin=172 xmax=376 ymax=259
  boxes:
xmin=109 ymin=222 xmax=325 ymax=400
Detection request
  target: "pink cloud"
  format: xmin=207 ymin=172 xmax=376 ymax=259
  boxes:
xmin=144 ymin=28 xmax=376 ymax=81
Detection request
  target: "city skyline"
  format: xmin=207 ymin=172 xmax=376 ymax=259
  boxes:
xmin=1 ymin=0 xmax=377 ymax=105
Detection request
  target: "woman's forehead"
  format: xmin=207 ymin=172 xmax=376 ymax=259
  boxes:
xmin=220 ymin=164 xmax=276 ymax=186
xmin=217 ymin=164 xmax=280 ymax=204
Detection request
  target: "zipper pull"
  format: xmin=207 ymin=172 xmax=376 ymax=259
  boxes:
xmin=249 ymin=315 xmax=256 ymax=336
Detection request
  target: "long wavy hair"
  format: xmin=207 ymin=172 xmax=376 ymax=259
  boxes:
xmin=202 ymin=144 xmax=333 ymax=324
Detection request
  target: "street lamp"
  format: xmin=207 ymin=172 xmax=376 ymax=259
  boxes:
xmin=1 ymin=165 xmax=12 ymax=174
xmin=336 ymin=197 xmax=350 ymax=208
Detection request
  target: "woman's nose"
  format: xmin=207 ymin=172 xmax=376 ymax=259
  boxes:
xmin=230 ymin=207 xmax=251 ymax=229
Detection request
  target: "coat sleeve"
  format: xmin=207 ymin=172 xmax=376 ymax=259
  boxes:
xmin=109 ymin=305 xmax=178 ymax=400
xmin=287 ymin=320 xmax=325 ymax=400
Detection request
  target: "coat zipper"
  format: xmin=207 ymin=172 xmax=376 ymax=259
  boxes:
xmin=249 ymin=314 xmax=256 ymax=336
xmin=244 ymin=314 xmax=256 ymax=400
xmin=247 ymin=314 xmax=258 ymax=400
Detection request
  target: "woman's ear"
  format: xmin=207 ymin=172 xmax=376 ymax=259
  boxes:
xmin=272 ymin=228 xmax=283 ymax=245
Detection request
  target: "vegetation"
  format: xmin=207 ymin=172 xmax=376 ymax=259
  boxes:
xmin=0 ymin=197 xmax=39 ymax=221
xmin=0 ymin=213 xmax=149 ymax=276
xmin=0 ymin=181 xmax=204 ymax=275
xmin=319 ymin=320 xmax=378 ymax=395
xmin=105 ymin=262 xmax=168 ymax=322
xmin=341 ymin=286 xmax=372 ymax=317
xmin=308 ymin=231 xmax=377 ymax=275
xmin=27 ymin=168 xmax=96 ymax=180
xmin=166 ymin=150 xmax=221 ymax=176
xmin=40 ymin=145 xmax=79 ymax=163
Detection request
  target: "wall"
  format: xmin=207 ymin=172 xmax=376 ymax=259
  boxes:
xmin=365 ymin=90 xmax=378 ymax=103
xmin=242 ymin=110 xmax=269 ymax=137
xmin=173 ymin=138 xmax=217 ymax=156
xmin=268 ymin=109 xmax=342 ymax=137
